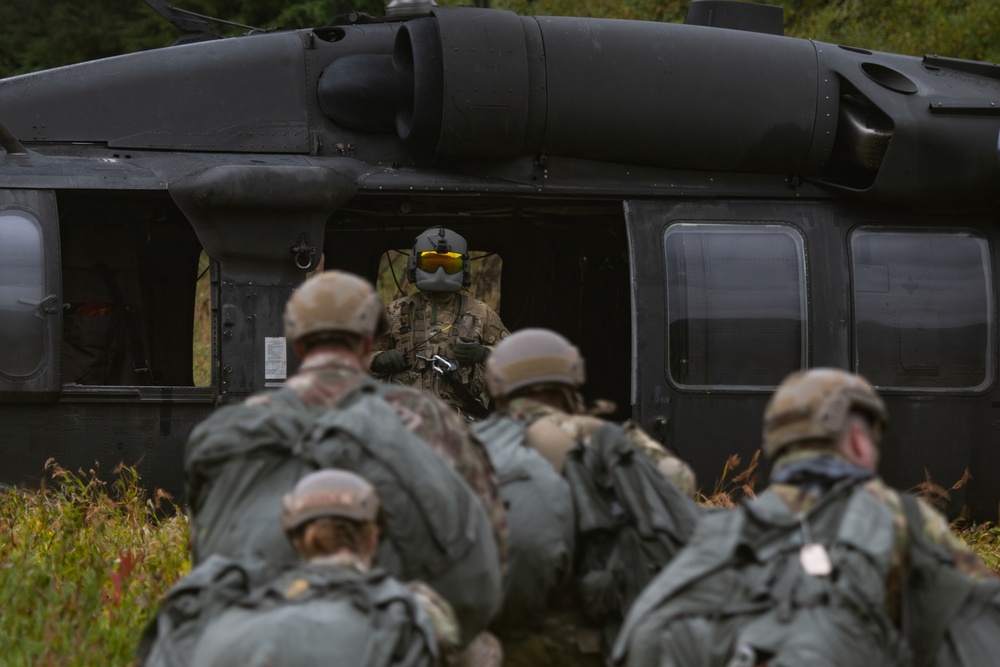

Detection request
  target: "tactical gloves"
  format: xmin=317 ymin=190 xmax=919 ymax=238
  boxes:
xmin=455 ymin=337 xmax=488 ymax=364
xmin=370 ymin=349 xmax=406 ymax=375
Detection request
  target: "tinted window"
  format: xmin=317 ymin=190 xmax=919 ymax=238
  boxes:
xmin=0 ymin=209 xmax=45 ymax=378
xmin=665 ymin=223 xmax=807 ymax=388
xmin=852 ymin=229 xmax=992 ymax=391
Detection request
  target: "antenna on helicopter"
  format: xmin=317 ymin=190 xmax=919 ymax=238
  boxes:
xmin=0 ymin=119 xmax=27 ymax=157
xmin=144 ymin=0 xmax=270 ymax=44
xmin=143 ymin=0 xmax=220 ymax=44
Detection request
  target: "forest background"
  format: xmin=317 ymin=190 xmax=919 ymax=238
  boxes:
xmin=2 ymin=0 xmax=1000 ymax=79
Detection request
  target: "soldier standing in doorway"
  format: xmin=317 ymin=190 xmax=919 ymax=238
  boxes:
xmin=371 ymin=226 xmax=509 ymax=420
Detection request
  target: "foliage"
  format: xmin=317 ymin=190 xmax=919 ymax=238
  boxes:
xmin=785 ymin=0 xmax=1000 ymax=62
xmin=956 ymin=522 xmax=1000 ymax=573
xmin=193 ymin=251 xmax=212 ymax=388
xmin=0 ymin=462 xmax=189 ymax=667
xmin=2 ymin=0 xmax=1000 ymax=79
xmin=696 ymin=451 xmax=760 ymax=508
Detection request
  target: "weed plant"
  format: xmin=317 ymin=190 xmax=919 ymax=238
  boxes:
xmin=0 ymin=461 xmax=189 ymax=667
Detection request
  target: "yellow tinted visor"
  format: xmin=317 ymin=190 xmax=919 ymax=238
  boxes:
xmin=416 ymin=251 xmax=464 ymax=274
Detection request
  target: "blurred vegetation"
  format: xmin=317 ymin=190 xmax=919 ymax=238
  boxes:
xmin=2 ymin=0 xmax=999 ymax=80
xmin=192 ymin=251 xmax=212 ymax=388
xmin=0 ymin=463 xmax=188 ymax=667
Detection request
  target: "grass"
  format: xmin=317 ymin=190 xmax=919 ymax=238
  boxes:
xmin=0 ymin=462 xmax=188 ymax=667
xmin=3 ymin=455 xmax=997 ymax=666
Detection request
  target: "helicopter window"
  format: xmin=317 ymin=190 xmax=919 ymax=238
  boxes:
xmin=851 ymin=228 xmax=992 ymax=391
xmin=0 ymin=209 xmax=46 ymax=378
xmin=59 ymin=195 xmax=206 ymax=390
xmin=665 ymin=223 xmax=807 ymax=388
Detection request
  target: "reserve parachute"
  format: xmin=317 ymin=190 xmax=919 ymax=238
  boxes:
xmin=185 ymin=378 xmax=501 ymax=643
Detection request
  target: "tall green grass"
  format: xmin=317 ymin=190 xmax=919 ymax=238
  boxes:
xmin=0 ymin=462 xmax=188 ymax=667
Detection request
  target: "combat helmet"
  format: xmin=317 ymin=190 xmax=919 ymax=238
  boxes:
xmin=485 ymin=328 xmax=585 ymax=399
xmin=762 ymin=367 xmax=888 ymax=459
xmin=283 ymin=270 xmax=389 ymax=342
xmin=280 ymin=469 xmax=381 ymax=534
xmin=406 ymin=226 xmax=471 ymax=293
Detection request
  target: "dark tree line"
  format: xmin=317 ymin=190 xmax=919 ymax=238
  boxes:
xmin=1 ymin=0 xmax=998 ymax=78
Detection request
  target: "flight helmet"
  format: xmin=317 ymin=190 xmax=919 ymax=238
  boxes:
xmin=280 ymin=469 xmax=381 ymax=534
xmin=485 ymin=328 xmax=585 ymax=399
xmin=762 ymin=367 xmax=888 ymax=459
xmin=406 ymin=226 xmax=471 ymax=292
xmin=283 ymin=270 xmax=389 ymax=342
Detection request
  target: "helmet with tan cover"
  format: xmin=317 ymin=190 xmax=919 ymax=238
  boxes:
xmin=485 ymin=328 xmax=585 ymax=399
xmin=280 ymin=469 xmax=381 ymax=534
xmin=283 ymin=270 xmax=389 ymax=342
xmin=762 ymin=367 xmax=888 ymax=459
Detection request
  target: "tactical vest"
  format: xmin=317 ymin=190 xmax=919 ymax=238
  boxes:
xmin=474 ymin=414 xmax=576 ymax=633
xmin=137 ymin=555 xmax=438 ymax=667
xmin=185 ymin=378 xmax=502 ymax=644
xmin=613 ymin=474 xmax=914 ymax=667
xmin=394 ymin=291 xmax=491 ymax=416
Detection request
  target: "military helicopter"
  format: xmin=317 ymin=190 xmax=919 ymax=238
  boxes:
xmin=1 ymin=0 xmax=999 ymax=519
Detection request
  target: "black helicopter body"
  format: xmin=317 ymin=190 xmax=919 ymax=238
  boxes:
xmin=1 ymin=0 xmax=999 ymax=518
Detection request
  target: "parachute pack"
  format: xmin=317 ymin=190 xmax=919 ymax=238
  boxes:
xmin=476 ymin=413 xmax=700 ymax=653
xmin=137 ymin=555 xmax=438 ymax=667
xmin=565 ymin=421 xmax=701 ymax=652
xmin=898 ymin=493 xmax=1000 ymax=667
xmin=474 ymin=414 xmax=576 ymax=632
xmin=185 ymin=378 xmax=501 ymax=644
xmin=612 ymin=461 xmax=1000 ymax=667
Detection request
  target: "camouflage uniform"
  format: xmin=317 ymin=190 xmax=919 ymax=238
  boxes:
xmin=246 ymin=348 xmax=508 ymax=571
xmin=770 ymin=446 xmax=996 ymax=622
xmin=494 ymin=396 xmax=696 ymax=666
xmin=376 ymin=291 xmax=509 ymax=416
xmin=504 ymin=396 xmax=696 ymax=497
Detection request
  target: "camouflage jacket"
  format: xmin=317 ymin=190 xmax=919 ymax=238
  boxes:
xmin=768 ymin=447 xmax=997 ymax=621
xmin=246 ymin=348 xmax=508 ymax=570
xmin=502 ymin=396 xmax=697 ymax=497
xmin=375 ymin=291 xmax=509 ymax=416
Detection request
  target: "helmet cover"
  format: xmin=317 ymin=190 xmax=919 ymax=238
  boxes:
xmin=284 ymin=270 xmax=389 ymax=341
xmin=762 ymin=367 xmax=888 ymax=459
xmin=485 ymin=328 xmax=585 ymax=399
xmin=280 ymin=469 xmax=381 ymax=533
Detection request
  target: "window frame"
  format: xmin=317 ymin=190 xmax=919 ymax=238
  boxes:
xmin=849 ymin=225 xmax=995 ymax=395
xmin=0 ymin=191 xmax=61 ymax=398
xmin=663 ymin=220 xmax=809 ymax=392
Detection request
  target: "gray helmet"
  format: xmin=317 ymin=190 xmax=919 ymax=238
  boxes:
xmin=283 ymin=270 xmax=389 ymax=342
xmin=280 ymin=469 xmax=381 ymax=534
xmin=762 ymin=367 xmax=888 ymax=459
xmin=406 ymin=226 xmax=471 ymax=293
xmin=485 ymin=328 xmax=585 ymax=399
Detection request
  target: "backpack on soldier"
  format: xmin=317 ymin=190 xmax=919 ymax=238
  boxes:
xmin=137 ymin=555 xmax=438 ymax=667
xmin=612 ymin=469 xmax=915 ymax=667
xmin=474 ymin=414 xmax=576 ymax=631
xmin=185 ymin=378 xmax=502 ymax=644
xmin=563 ymin=421 xmax=701 ymax=653
xmin=898 ymin=494 xmax=1000 ymax=667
